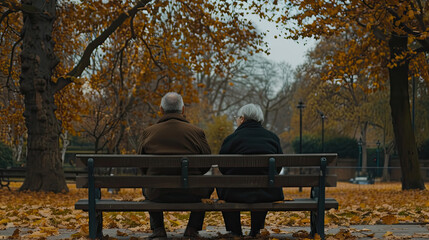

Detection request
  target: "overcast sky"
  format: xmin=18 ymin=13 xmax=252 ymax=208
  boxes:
xmin=251 ymin=17 xmax=317 ymax=68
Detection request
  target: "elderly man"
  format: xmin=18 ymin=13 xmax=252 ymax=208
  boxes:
xmin=140 ymin=92 xmax=212 ymax=239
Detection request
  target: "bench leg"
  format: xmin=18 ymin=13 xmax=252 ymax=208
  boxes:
xmin=310 ymin=187 xmax=325 ymax=239
xmin=89 ymin=187 xmax=103 ymax=239
xmin=89 ymin=210 xmax=103 ymax=239
xmin=0 ymin=176 xmax=11 ymax=191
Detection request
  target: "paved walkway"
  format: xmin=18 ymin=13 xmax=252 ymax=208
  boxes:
xmin=1 ymin=224 xmax=428 ymax=239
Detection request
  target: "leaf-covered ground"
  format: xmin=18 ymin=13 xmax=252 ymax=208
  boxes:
xmin=0 ymin=182 xmax=428 ymax=239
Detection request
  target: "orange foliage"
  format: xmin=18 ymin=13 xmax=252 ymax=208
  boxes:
xmin=274 ymin=0 xmax=429 ymax=87
xmin=1 ymin=0 xmax=265 ymax=154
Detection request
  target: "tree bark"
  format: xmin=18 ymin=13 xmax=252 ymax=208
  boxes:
xmin=19 ymin=0 xmax=68 ymax=192
xmin=388 ymin=34 xmax=425 ymax=190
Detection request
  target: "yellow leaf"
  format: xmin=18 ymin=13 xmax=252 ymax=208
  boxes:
xmin=201 ymin=199 xmax=214 ymax=204
xmin=117 ymin=230 xmax=128 ymax=236
xmin=40 ymin=226 xmax=59 ymax=234
xmin=383 ymin=231 xmax=393 ymax=237
xmin=381 ymin=215 xmax=398 ymax=225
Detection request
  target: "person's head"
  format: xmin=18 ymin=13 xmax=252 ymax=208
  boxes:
xmin=160 ymin=92 xmax=184 ymax=114
xmin=235 ymin=103 xmax=264 ymax=126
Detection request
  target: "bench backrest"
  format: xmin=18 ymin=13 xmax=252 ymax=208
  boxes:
xmin=75 ymin=154 xmax=337 ymax=189
xmin=0 ymin=167 xmax=86 ymax=180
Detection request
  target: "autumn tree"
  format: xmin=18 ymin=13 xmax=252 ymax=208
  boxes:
xmin=205 ymin=115 xmax=234 ymax=153
xmin=273 ymin=0 xmax=428 ymax=189
xmin=1 ymin=0 xmax=266 ymax=192
xmin=201 ymin=56 xmax=295 ymax=134
xmin=292 ymin=32 xmax=391 ymax=174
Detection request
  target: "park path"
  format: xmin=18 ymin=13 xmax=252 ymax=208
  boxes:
xmin=1 ymin=224 xmax=428 ymax=239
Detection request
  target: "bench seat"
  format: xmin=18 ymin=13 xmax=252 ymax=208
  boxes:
xmin=76 ymin=198 xmax=339 ymax=212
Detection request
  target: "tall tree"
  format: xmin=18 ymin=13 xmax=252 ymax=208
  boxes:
xmin=1 ymin=0 xmax=265 ymax=192
xmin=294 ymin=34 xmax=390 ymax=173
xmin=274 ymin=0 xmax=428 ymax=189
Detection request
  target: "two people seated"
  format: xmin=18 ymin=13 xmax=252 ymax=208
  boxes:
xmin=140 ymin=92 xmax=284 ymax=238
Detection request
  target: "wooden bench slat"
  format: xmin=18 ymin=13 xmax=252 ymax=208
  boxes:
xmin=75 ymin=198 xmax=339 ymax=212
xmin=0 ymin=168 xmax=86 ymax=181
xmin=76 ymin=175 xmax=337 ymax=188
xmin=75 ymin=154 xmax=337 ymax=168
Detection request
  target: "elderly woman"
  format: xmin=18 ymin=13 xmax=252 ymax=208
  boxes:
xmin=217 ymin=103 xmax=284 ymax=237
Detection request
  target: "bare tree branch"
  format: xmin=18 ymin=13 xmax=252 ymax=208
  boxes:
xmin=5 ymin=36 xmax=22 ymax=91
xmin=53 ymin=0 xmax=151 ymax=93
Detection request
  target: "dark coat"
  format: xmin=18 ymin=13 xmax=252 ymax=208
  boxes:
xmin=140 ymin=113 xmax=212 ymax=202
xmin=217 ymin=120 xmax=284 ymax=203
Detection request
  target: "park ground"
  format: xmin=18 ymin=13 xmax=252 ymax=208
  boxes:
xmin=0 ymin=182 xmax=428 ymax=239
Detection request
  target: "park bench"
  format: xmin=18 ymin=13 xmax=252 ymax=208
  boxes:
xmin=74 ymin=153 xmax=338 ymax=239
xmin=0 ymin=167 xmax=86 ymax=190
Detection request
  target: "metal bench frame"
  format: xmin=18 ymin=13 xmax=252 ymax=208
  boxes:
xmin=75 ymin=154 xmax=338 ymax=239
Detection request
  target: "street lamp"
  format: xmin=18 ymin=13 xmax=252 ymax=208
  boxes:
xmin=318 ymin=110 xmax=326 ymax=153
xmin=358 ymin=138 xmax=362 ymax=176
xmin=297 ymin=100 xmax=306 ymax=154
xmin=296 ymin=100 xmax=305 ymax=192
xmin=376 ymin=140 xmax=381 ymax=177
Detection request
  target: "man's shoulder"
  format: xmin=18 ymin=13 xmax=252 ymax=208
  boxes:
xmin=145 ymin=119 xmax=205 ymax=133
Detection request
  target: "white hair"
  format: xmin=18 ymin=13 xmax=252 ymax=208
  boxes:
xmin=237 ymin=103 xmax=264 ymax=123
xmin=160 ymin=92 xmax=184 ymax=113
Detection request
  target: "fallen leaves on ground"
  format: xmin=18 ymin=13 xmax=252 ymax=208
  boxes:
xmin=0 ymin=182 xmax=428 ymax=239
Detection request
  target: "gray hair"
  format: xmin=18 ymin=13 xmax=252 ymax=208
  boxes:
xmin=160 ymin=92 xmax=184 ymax=113
xmin=237 ymin=103 xmax=264 ymax=123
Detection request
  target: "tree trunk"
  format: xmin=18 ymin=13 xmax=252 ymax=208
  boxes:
xmin=382 ymin=152 xmax=390 ymax=182
xmin=388 ymin=35 xmax=425 ymax=190
xmin=382 ymin=142 xmax=394 ymax=182
xmin=60 ymin=130 xmax=70 ymax=166
xmin=19 ymin=0 xmax=68 ymax=192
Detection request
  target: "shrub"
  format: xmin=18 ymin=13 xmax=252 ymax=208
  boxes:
xmin=0 ymin=142 xmax=13 ymax=168
xmin=205 ymin=115 xmax=234 ymax=154
xmin=325 ymin=137 xmax=358 ymax=158
xmin=292 ymin=135 xmax=358 ymax=158
xmin=291 ymin=135 xmax=321 ymax=153
xmin=418 ymin=139 xmax=429 ymax=159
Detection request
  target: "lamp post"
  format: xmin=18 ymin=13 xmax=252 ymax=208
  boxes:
xmin=297 ymin=100 xmax=305 ymax=192
xmin=358 ymin=138 xmax=362 ymax=176
xmin=297 ymin=100 xmax=306 ymax=154
xmin=318 ymin=111 xmax=326 ymax=153
xmin=376 ymin=140 xmax=381 ymax=177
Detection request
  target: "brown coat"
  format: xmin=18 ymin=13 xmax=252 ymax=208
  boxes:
xmin=140 ymin=113 xmax=212 ymax=201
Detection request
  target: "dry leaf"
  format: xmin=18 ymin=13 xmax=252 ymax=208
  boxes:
xmin=381 ymin=215 xmax=398 ymax=225
xmin=260 ymin=229 xmax=270 ymax=236
xmin=292 ymin=230 xmax=309 ymax=238
xmin=133 ymin=196 xmax=145 ymax=202
xmin=116 ymin=230 xmax=128 ymax=236
xmin=11 ymin=229 xmax=20 ymax=238
xmin=201 ymin=199 xmax=214 ymax=204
